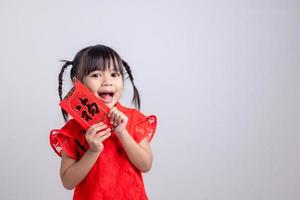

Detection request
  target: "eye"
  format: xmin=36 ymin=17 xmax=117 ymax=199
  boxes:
xmin=90 ymin=73 xmax=102 ymax=78
xmin=111 ymin=72 xmax=121 ymax=77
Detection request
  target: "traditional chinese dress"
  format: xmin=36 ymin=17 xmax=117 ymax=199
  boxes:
xmin=49 ymin=102 xmax=157 ymax=200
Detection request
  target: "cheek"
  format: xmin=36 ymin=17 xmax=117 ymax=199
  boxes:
xmin=117 ymin=86 xmax=123 ymax=94
xmin=118 ymin=80 xmax=124 ymax=90
xmin=84 ymin=79 xmax=98 ymax=92
xmin=116 ymin=82 xmax=124 ymax=96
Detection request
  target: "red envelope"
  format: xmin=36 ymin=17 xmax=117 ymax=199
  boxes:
xmin=59 ymin=80 xmax=111 ymax=130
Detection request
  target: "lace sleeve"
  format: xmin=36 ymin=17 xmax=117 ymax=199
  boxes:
xmin=49 ymin=121 xmax=78 ymax=160
xmin=134 ymin=115 xmax=157 ymax=143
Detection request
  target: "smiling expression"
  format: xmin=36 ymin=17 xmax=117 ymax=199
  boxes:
xmin=82 ymin=68 xmax=124 ymax=109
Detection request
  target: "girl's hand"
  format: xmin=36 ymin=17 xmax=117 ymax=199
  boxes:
xmin=85 ymin=122 xmax=111 ymax=153
xmin=108 ymin=107 xmax=128 ymax=135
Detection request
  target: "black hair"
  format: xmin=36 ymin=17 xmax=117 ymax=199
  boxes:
xmin=58 ymin=45 xmax=140 ymax=122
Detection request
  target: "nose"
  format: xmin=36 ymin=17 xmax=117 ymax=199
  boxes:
xmin=101 ymin=74 xmax=113 ymax=86
xmin=102 ymin=82 xmax=112 ymax=86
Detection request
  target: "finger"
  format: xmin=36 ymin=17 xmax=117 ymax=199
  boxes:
xmin=93 ymin=125 xmax=109 ymax=136
xmin=87 ymin=123 xmax=107 ymax=136
xmin=97 ymin=131 xmax=112 ymax=143
xmin=87 ymin=123 xmax=101 ymax=133
xmin=95 ymin=128 xmax=111 ymax=138
xmin=88 ymin=122 xmax=105 ymax=132
xmin=108 ymin=107 xmax=117 ymax=117
xmin=110 ymin=110 xmax=119 ymax=126
xmin=116 ymin=114 xmax=123 ymax=126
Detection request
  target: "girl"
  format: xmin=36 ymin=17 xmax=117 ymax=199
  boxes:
xmin=49 ymin=45 xmax=157 ymax=200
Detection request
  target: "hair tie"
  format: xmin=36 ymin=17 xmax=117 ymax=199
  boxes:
xmin=59 ymin=59 xmax=73 ymax=65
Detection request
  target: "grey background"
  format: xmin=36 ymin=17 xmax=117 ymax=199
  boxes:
xmin=0 ymin=0 xmax=299 ymax=199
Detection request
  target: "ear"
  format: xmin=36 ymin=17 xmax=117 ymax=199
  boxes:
xmin=72 ymin=77 xmax=78 ymax=84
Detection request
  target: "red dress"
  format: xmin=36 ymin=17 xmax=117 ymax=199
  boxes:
xmin=49 ymin=102 xmax=157 ymax=200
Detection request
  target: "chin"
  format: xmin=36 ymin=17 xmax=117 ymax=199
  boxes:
xmin=105 ymin=102 xmax=116 ymax=109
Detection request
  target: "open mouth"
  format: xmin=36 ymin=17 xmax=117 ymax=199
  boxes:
xmin=98 ymin=92 xmax=114 ymax=103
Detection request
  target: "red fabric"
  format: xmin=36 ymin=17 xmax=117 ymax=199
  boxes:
xmin=49 ymin=102 xmax=157 ymax=200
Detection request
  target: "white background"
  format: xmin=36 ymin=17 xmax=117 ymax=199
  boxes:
xmin=0 ymin=0 xmax=299 ymax=199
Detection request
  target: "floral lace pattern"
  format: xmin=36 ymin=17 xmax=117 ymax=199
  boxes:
xmin=49 ymin=129 xmax=78 ymax=160
xmin=49 ymin=102 xmax=157 ymax=200
xmin=134 ymin=115 xmax=157 ymax=143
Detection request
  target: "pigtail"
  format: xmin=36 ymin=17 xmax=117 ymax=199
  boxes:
xmin=58 ymin=60 xmax=73 ymax=122
xmin=122 ymin=60 xmax=141 ymax=110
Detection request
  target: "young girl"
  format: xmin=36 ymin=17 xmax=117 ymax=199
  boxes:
xmin=49 ymin=45 xmax=157 ymax=200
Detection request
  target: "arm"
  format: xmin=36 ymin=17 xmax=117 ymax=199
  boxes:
xmin=60 ymin=150 xmax=101 ymax=190
xmin=117 ymin=131 xmax=153 ymax=173
xmin=109 ymin=107 xmax=153 ymax=173
xmin=60 ymin=123 xmax=111 ymax=190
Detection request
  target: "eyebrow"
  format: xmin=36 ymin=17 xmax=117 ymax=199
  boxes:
xmin=90 ymin=69 xmax=119 ymax=74
xmin=90 ymin=70 xmax=102 ymax=74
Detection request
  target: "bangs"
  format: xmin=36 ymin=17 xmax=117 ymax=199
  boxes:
xmin=78 ymin=45 xmax=123 ymax=78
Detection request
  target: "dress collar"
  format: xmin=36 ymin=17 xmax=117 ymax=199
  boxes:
xmin=115 ymin=101 xmax=124 ymax=111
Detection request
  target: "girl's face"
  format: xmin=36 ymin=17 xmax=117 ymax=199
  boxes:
xmin=82 ymin=68 xmax=123 ymax=109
